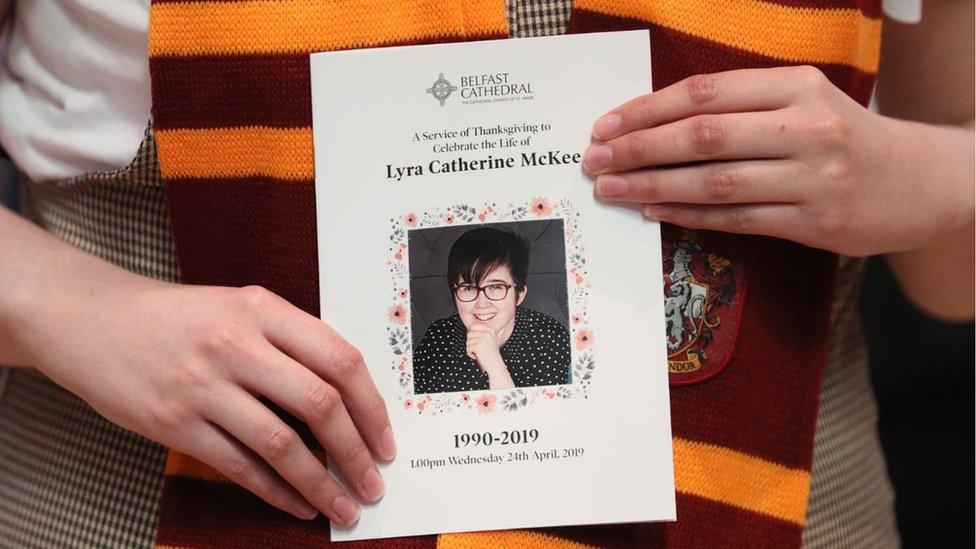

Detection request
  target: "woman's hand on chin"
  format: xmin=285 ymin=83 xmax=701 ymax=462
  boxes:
xmin=584 ymin=66 xmax=974 ymax=257
xmin=466 ymin=326 xmax=514 ymax=389
xmin=466 ymin=325 xmax=503 ymax=368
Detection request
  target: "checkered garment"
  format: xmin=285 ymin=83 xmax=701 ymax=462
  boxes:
xmin=0 ymin=1 xmax=897 ymax=547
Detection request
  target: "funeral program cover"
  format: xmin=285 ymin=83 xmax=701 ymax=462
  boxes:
xmin=311 ymin=30 xmax=674 ymax=541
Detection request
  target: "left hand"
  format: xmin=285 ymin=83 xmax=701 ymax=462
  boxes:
xmin=583 ymin=66 xmax=974 ymax=257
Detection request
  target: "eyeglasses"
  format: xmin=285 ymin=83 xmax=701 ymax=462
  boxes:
xmin=454 ymin=283 xmax=513 ymax=302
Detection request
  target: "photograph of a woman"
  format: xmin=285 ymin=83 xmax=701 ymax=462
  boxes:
xmin=412 ymin=227 xmax=572 ymax=394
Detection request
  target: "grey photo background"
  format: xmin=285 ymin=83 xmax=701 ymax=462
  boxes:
xmin=407 ymin=219 xmax=569 ymax=351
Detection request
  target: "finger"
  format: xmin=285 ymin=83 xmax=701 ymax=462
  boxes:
xmin=467 ymin=334 xmax=493 ymax=354
xmin=642 ymin=203 xmax=802 ymax=241
xmin=232 ymin=341 xmax=386 ymax=504
xmin=466 ymin=331 xmax=487 ymax=347
xmin=591 ymin=66 xmax=815 ymax=140
xmin=251 ymin=291 xmax=395 ymax=462
xmin=205 ymin=387 xmax=361 ymax=526
xmin=585 ymin=110 xmax=801 ymax=175
xmin=176 ymin=421 xmax=319 ymax=520
xmin=594 ymin=160 xmax=807 ymax=205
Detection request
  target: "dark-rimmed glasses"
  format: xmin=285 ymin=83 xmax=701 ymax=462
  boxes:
xmin=453 ymin=283 xmax=513 ymax=302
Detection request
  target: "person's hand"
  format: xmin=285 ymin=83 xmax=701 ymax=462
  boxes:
xmin=22 ymin=281 xmax=395 ymax=525
xmin=466 ymin=325 xmax=514 ymax=390
xmin=584 ymin=66 xmax=974 ymax=256
xmin=465 ymin=324 xmax=504 ymax=370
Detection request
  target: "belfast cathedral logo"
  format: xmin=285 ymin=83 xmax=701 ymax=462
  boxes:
xmin=426 ymin=73 xmax=458 ymax=106
xmin=662 ymin=226 xmax=746 ymax=385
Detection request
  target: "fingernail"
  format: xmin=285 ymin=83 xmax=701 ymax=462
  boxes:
xmin=596 ymin=175 xmax=628 ymax=197
xmin=294 ymin=499 xmax=319 ymax=520
xmin=378 ymin=426 xmax=397 ymax=461
xmin=592 ymin=113 xmax=621 ymax=140
xmin=643 ymin=205 xmax=672 ymax=219
xmin=583 ymin=145 xmax=612 ymax=173
xmin=333 ymin=495 xmax=360 ymax=526
xmin=361 ymin=468 xmax=385 ymax=501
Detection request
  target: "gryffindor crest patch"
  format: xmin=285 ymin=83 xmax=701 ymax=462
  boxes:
xmin=662 ymin=226 xmax=748 ymax=385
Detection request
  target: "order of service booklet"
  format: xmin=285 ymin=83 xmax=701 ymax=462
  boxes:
xmin=311 ymin=30 xmax=674 ymax=541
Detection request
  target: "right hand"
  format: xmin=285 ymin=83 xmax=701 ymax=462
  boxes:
xmin=465 ymin=325 xmax=514 ymax=389
xmin=22 ymin=281 xmax=394 ymax=525
xmin=465 ymin=325 xmax=502 ymax=368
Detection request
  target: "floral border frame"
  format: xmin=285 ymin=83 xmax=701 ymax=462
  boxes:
xmin=385 ymin=196 xmax=596 ymax=416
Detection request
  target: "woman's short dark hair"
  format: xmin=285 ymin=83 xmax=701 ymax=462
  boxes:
xmin=447 ymin=227 xmax=530 ymax=293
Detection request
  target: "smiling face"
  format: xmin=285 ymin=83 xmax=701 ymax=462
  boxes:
xmin=454 ymin=263 xmax=526 ymax=341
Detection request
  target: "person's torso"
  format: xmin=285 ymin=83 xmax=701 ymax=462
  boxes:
xmin=1 ymin=2 xmax=904 ymax=546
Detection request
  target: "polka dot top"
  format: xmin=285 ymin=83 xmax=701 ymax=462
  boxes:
xmin=413 ymin=307 xmax=571 ymax=394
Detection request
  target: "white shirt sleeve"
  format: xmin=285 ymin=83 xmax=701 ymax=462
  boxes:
xmin=882 ymin=0 xmax=923 ymax=24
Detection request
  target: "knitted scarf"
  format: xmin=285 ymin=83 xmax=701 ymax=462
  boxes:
xmin=148 ymin=1 xmax=881 ymax=547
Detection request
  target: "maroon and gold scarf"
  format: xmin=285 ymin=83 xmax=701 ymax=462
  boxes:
xmin=148 ymin=1 xmax=881 ymax=546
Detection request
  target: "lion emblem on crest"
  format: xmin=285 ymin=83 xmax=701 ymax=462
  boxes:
xmin=662 ymin=228 xmax=745 ymax=384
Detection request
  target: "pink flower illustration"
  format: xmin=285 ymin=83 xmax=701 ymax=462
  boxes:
xmin=530 ymin=196 xmax=553 ymax=217
xmin=403 ymin=398 xmax=413 ymax=409
xmin=404 ymin=213 xmax=418 ymax=228
xmin=460 ymin=393 xmax=471 ymax=404
xmin=444 ymin=213 xmax=455 ymax=224
xmin=417 ymin=400 xmax=426 ymax=412
xmin=477 ymin=206 xmax=494 ymax=222
xmin=476 ymin=393 xmax=497 ymax=414
xmin=398 ymin=288 xmax=409 ymax=299
xmin=388 ymin=304 xmax=407 ymax=325
xmin=571 ymin=314 xmax=583 ymax=325
xmin=396 ymin=357 xmax=407 ymax=372
xmin=394 ymin=243 xmax=406 ymax=261
xmin=574 ymin=329 xmax=595 ymax=350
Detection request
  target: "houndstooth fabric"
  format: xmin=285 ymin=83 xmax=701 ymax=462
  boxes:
xmin=0 ymin=372 xmax=167 ymax=549
xmin=802 ymin=256 xmax=899 ymax=548
xmin=0 ymin=2 xmax=897 ymax=547
xmin=17 ymin=124 xmax=178 ymax=284
xmin=507 ymin=0 xmax=571 ymax=37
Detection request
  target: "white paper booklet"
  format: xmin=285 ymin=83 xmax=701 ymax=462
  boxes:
xmin=311 ymin=30 xmax=674 ymax=541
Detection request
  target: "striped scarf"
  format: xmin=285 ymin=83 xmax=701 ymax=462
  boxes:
xmin=148 ymin=1 xmax=881 ymax=547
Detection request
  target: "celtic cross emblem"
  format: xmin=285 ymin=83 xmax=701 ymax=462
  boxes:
xmin=426 ymin=73 xmax=458 ymax=106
